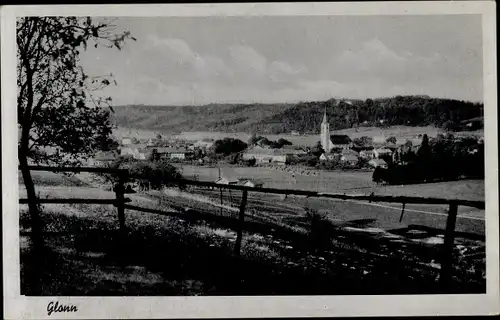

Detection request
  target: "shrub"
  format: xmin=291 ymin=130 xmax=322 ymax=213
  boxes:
xmin=305 ymin=209 xmax=336 ymax=252
xmin=97 ymin=158 xmax=184 ymax=191
xmin=386 ymin=136 xmax=397 ymax=144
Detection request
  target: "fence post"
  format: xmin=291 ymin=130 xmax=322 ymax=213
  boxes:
xmin=440 ymin=201 xmax=458 ymax=289
xmin=220 ymin=187 xmax=224 ymax=216
xmin=115 ymin=172 xmax=126 ymax=233
xmin=399 ymin=203 xmax=406 ymax=223
xmin=234 ymin=189 xmax=248 ymax=256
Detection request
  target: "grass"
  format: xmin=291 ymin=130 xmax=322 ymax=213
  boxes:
xmin=19 ymin=202 xmax=486 ymax=296
xmin=19 ymin=170 xmax=486 ymax=295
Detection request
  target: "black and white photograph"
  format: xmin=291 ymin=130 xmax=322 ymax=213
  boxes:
xmin=2 ymin=2 xmax=499 ymax=319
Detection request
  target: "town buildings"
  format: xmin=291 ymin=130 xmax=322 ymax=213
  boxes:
xmin=241 ymin=146 xmax=307 ymax=165
xmin=154 ymin=147 xmax=191 ymax=160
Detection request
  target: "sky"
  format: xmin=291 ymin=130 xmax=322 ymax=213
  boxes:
xmin=79 ymin=15 xmax=483 ymax=105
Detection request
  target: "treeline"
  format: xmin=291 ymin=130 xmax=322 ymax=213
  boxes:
xmin=249 ymin=96 xmax=483 ymax=134
xmin=373 ymin=134 xmax=484 ymax=185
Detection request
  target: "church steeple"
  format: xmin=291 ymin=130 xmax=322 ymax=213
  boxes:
xmin=320 ymin=105 xmax=331 ymax=153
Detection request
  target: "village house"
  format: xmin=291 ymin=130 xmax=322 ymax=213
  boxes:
xmin=120 ymin=144 xmax=148 ymax=158
xmin=359 ymin=149 xmax=376 ymax=159
xmin=270 ymin=150 xmax=287 ymax=165
xmin=194 ymin=139 xmax=215 ymax=150
xmin=214 ymin=177 xmax=239 ymax=185
xmin=281 ymin=147 xmax=308 ymax=162
xmin=372 ymin=136 xmax=387 ymax=144
xmin=146 ymin=137 xmax=162 ymax=147
xmin=135 ymin=148 xmax=151 ymax=160
xmin=242 ymin=146 xmax=274 ymax=164
xmin=319 ymin=153 xmax=338 ymax=161
xmin=373 ymin=148 xmax=393 ymax=159
xmin=329 ymin=135 xmax=353 ymax=151
xmin=385 ymin=143 xmax=400 ymax=152
xmin=237 ymin=179 xmax=264 ymax=188
xmin=341 ymin=149 xmax=359 ymax=156
xmin=93 ymin=151 xmax=118 ymax=166
xmin=368 ymin=158 xmax=388 ymax=169
xmin=121 ymin=137 xmax=133 ymax=145
xmin=155 ymin=147 xmax=191 ymax=160
xmin=340 ymin=154 xmax=359 ymax=166
xmin=242 ymin=146 xmax=307 ymax=165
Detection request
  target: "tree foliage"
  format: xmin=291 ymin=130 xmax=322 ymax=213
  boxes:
xmin=353 ymin=136 xmax=373 ymax=147
xmin=211 ymin=138 xmax=248 ymax=155
xmin=18 ymin=17 xmax=135 ymax=166
xmin=101 ymin=157 xmax=184 ymax=190
xmin=373 ymin=135 xmax=484 ymax=184
xmin=386 ymin=136 xmax=397 ymax=144
xmin=311 ymin=141 xmax=325 ymax=158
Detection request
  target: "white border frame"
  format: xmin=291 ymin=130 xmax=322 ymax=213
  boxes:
xmin=2 ymin=2 xmax=498 ymax=319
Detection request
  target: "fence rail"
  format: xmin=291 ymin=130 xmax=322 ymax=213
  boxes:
xmin=19 ymin=165 xmax=486 ymax=289
xmin=177 ymin=179 xmax=485 ymax=209
xmin=19 ymin=198 xmax=130 ymax=205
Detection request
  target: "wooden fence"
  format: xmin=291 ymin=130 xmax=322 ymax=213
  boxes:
xmin=19 ymin=165 xmax=485 ymax=289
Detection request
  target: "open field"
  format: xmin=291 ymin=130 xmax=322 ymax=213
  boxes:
xmin=114 ymin=126 xmax=484 ymax=146
xmin=176 ymin=165 xmax=485 ymax=200
xmin=177 ymin=164 xmax=485 ymax=226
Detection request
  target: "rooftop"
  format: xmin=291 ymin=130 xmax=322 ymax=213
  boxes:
xmin=122 ymin=144 xmax=148 ymax=150
xmin=330 ymin=135 xmax=352 ymax=144
xmin=369 ymin=158 xmax=387 ymax=165
xmin=95 ymin=151 xmax=118 ymax=161
xmin=237 ymin=179 xmax=263 ymax=186
xmin=342 ymin=154 xmax=359 ymax=161
xmin=154 ymin=147 xmax=189 ymax=153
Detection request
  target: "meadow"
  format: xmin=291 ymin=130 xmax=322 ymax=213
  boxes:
xmin=177 ymin=164 xmax=485 ymax=200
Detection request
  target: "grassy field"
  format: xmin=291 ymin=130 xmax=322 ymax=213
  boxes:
xmin=177 ymin=164 xmax=485 ymax=200
xmin=177 ymin=164 xmax=485 ymax=231
xmin=19 ymin=169 xmax=486 ymax=295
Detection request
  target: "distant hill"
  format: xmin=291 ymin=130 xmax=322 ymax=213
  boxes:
xmin=111 ymin=96 xmax=483 ymax=134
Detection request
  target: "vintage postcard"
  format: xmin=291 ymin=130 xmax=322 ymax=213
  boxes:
xmin=2 ymin=2 xmax=499 ymax=319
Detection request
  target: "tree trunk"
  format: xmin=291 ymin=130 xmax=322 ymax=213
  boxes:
xmin=19 ymin=151 xmax=43 ymax=248
xmin=19 ymin=150 xmax=44 ymax=295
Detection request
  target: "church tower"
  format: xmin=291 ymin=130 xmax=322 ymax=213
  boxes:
xmin=320 ymin=106 xmax=331 ymax=153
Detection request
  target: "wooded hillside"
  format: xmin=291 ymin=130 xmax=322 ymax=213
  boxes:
xmin=111 ymin=96 xmax=483 ymax=134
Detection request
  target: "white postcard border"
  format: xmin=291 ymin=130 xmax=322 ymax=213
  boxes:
xmin=2 ymin=2 xmax=499 ymax=319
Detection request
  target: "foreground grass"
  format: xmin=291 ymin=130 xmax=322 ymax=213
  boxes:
xmin=20 ymin=201 xmax=485 ymax=296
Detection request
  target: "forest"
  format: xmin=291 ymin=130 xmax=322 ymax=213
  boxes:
xmin=251 ymin=96 xmax=483 ymax=134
